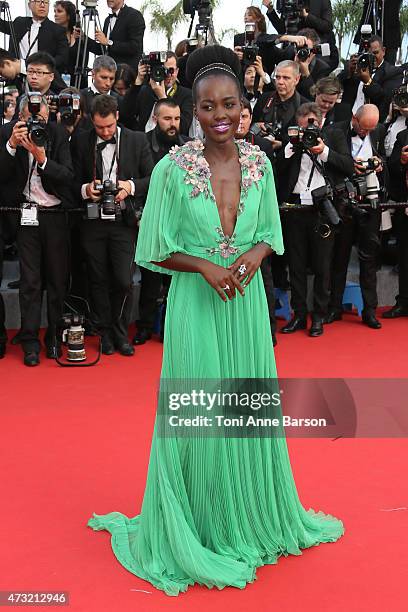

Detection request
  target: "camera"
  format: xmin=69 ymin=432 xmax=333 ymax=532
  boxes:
xmin=296 ymin=43 xmax=330 ymax=62
xmin=242 ymin=22 xmax=259 ymax=65
xmin=288 ymin=118 xmax=321 ymax=149
xmin=251 ymin=121 xmax=283 ymax=141
xmin=58 ymin=313 xmax=86 ymax=362
xmin=278 ymin=0 xmax=305 ymax=35
xmin=357 ymin=157 xmax=381 ymax=172
xmin=334 ymin=160 xmax=382 ymax=212
xmin=311 ymin=184 xmax=341 ymax=237
xmin=82 ymin=0 xmax=98 ymax=8
xmin=183 ymin=0 xmax=212 ymax=26
xmin=141 ymin=51 xmax=169 ymax=83
xmin=26 ymin=92 xmax=48 ymax=147
xmin=58 ymin=92 xmax=81 ymax=126
xmin=186 ymin=37 xmax=199 ymax=54
xmin=94 ymin=179 xmax=118 ymax=220
xmin=392 ymin=70 xmax=408 ymax=108
xmin=357 ymin=24 xmax=375 ymax=71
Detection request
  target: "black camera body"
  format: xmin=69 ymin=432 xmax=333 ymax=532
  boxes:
xmin=296 ymin=43 xmax=330 ymax=62
xmin=278 ymin=0 xmax=305 ymax=35
xmin=26 ymin=92 xmax=48 ymax=147
xmin=141 ymin=51 xmax=169 ymax=83
xmin=251 ymin=121 xmax=283 ymax=141
xmin=94 ymin=179 xmax=119 ymax=220
xmin=334 ymin=160 xmax=382 ymax=213
xmin=357 ymin=24 xmax=375 ymax=72
xmin=288 ymin=118 xmax=321 ymax=150
xmin=58 ymin=92 xmax=81 ymax=126
xmin=393 ymin=85 xmax=408 ymax=109
xmin=311 ymin=183 xmax=341 ymax=236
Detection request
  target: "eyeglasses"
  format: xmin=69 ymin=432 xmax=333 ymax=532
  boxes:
xmin=27 ymin=69 xmax=52 ymax=77
xmin=30 ymin=1 xmax=50 ymax=5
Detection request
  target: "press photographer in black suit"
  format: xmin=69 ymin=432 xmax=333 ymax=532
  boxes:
xmin=339 ymin=36 xmax=403 ymax=123
xmin=354 ymin=0 xmax=402 ymax=65
xmin=326 ymin=104 xmax=387 ymax=329
xmin=120 ymin=52 xmax=193 ymax=135
xmin=383 ymin=129 xmax=408 ymax=318
xmin=85 ymin=0 xmax=145 ymax=69
xmin=0 ymin=0 xmax=68 ymax=74
xmin=276 ymin=102 xmax=354 ymax=337
xmin=131 ymin=99 xmax=190 ymax=347
xmin=293 ymin=28 xmax=332 ymax=100
xmin=0 ymin=94 xmax=74 ymax=366
xmin=311 ymin=76 xmax=352 ymax=127
xmin=73 ymin=95 xmax=154 ymax=356
xmin=252 ymin=60 xmax=308 ymax=152
xmin=80 ymin=55 xmax=121 ymax=118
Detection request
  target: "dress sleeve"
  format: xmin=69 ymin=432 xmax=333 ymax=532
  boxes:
xmin=135 ymin=155 xmax=189 ymax=275
xmin=254 ymin=157 xmax=285 ymax=255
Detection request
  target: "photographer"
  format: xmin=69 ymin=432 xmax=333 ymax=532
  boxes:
xmin=132 ymin=99 xmax=190 ymax=347
xmin=382 ymin=128 xmax=408 ymax=318
xmin=339 ymin=35 xmax=403 ymax=123
xmin=311 ymin=76 xmax=351 ymax=126
xmin=293 ymin=28 xmax=331 ymax=100
xmin=327 ymin=104 xmax=386 ymax=329
xmin=243 ymin=58 xmax=269 ymax=113
xmin=235 ymin=97 xmax=278 ymax=345
xmin=120 ymin=52 xmax=193 ymax=136
xmin=80 ymin=55 xmax=120 ymax=118
xmin=0 ymin=0 xmax=69 ymax=75
xmin=84 ymin=0 xmax=145 ymax=69
xmin=277 ymin=102 xmax=354 ymax=337
xmin=0 ymin=49 xmax=25 ymax=95
xmin=252 ymin=60 xmax=308 ymax=151
xmin=73 ymin=95 xmax=154 ymax=356
xmin=0 ymin=94 xmax=74 ymax=366
xmin=354 ymin=0 xmax=402 ymax=66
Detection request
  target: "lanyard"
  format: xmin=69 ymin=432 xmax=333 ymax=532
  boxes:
xmin=27 ymin=156 xmax=37 ymax=205
xmin=26 ymin=24 xmax=40 ymax=60
xmin=354 ymin=135 xmax=366 ymax=158
xmin=93 ymin=130 xmax=120 ymax=183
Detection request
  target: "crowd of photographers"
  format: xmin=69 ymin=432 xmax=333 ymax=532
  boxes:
xmin=0 ymin=0 xmax=407 ymax=366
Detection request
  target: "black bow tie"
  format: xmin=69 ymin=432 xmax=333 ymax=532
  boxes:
xmin=97 ymin=136 xmax=116 ymax=151
xmin=109 ymin=12 xmax=117 ymax=18
xmin=350 ymin=128 xmax=358 ymax=138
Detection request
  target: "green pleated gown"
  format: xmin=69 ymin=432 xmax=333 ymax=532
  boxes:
xmin=87 ymin=139 xmax=344 ymax=596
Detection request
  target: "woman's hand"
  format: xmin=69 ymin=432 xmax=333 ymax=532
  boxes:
xmin=227 ymin=245 xmax=266 ymax=287
xmin=199 ymin=261 xmax=245 ymax=302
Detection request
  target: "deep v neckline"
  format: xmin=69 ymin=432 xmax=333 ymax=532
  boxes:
xmin=203 ymin=142 xmax=243 ymax=238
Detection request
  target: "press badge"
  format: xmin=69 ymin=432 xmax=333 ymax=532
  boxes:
xmin=300 ymin=190 xmax=313 ymax=206
xmin=21 ymin=206 xmax=39 ymax=226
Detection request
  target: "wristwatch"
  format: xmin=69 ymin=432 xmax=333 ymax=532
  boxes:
xmin=107 ymin=39 xmax=113 ymax=46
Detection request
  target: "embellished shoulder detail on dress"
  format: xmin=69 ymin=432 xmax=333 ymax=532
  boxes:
xmin=169 ymin=140 xmax=213 ymax=200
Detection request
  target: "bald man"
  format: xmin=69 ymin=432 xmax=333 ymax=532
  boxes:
xmin=326 ymin=104 xmax=387 ymax=329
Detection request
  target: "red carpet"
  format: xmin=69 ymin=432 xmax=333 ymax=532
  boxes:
xmin=1 ymin=312 xmax=408 ymax=611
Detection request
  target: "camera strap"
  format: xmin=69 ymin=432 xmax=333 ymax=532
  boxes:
xmin=94 ymin=130 xmax=119 ymax=183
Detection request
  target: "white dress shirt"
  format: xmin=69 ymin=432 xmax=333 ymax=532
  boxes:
xmin=384 ymin=115 xmax=407 ymax=158
xmin=19 ymin=19 xmax=43 ymax=74
xmin=284 ymin=142 xmax=329 ymax=204
xmin=6 ymin=141 xmax=61 ymax=207
xmin=81 ymin=127 xmax=135 ymax=199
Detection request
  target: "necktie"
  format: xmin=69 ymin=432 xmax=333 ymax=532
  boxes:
xmin=96 ymin=137 xmax=116 ymax=180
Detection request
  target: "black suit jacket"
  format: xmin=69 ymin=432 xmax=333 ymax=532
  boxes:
xmin=323 ymin=103 xmax=352 ymax=127
xmin=0 ymin=17 xmax=69 ymax=72
xmin=266 ymin=0 xmax=333 ymax=41
xmin=120 ymin=83 xmax=193 ymax=136
xmin=388 ymin=128 xmax=408 ymax=201
xmin=72 ymin=126 xmax=154 ymax=211
xmin=80 ymin=87 xmax=122 ymax=117
xmin=276 ymin=126 xmax=355 ymax=202
xmin=296 ymin=57 xmax=332 ymax=100
xmin=0 ymin=120 xmax=74 ymax=209
xmin=146 ymin=128 xmax=191 ymax=165
xmin=252 ymin=90 xmax=309 ymax=127
xmin=354 ymin=0 xmax=402 ymax=49
xmin=338 ymin=61 xmax=403 ymax=122
xmin=86 ymin=5 xmax=145 ymax=69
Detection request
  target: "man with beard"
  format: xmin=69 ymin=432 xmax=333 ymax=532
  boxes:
xmin=133 ymin=99 xmax=190 ymax=346
xmin=145 ymin=99 xmax=189 ymax=164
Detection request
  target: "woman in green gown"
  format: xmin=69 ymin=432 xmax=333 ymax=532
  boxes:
xmin=88 ymin=46 xmax=344 ymax=596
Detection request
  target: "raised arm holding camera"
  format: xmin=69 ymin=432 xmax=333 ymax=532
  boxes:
xmin=72 ymin=94 xmax=154 ymax=356
xmin=339 ymin=33 xmax=403 ymax=122
xmin=0 ymin=93 xmax=74 ymax=366
xmin=120 ymin=51 xmax=193 ymax=135
xmin=293 ymin=28 xmax=331 ymax=99
xmin=276 ymin=102 xmax=354 ymax=337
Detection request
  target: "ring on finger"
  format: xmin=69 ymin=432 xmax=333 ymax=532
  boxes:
xmin=222 ymin=284 xmax=230 ymax=291
xmin=238 ymin=264 xmax=247 ymax=276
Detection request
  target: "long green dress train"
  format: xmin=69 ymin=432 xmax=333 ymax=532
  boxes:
xmin=87 ymin=140 xmax=344 ymax=596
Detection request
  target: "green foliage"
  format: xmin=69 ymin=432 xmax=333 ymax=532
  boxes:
xmin=140 ymin=1 xmax=188 ymax=50
xmin=332 ymin=0 xmax=363 ymax=60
